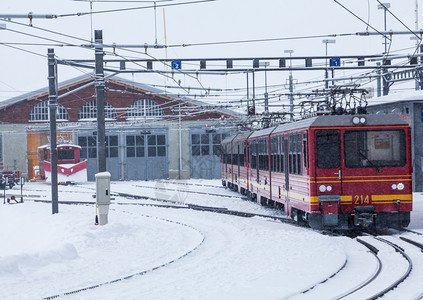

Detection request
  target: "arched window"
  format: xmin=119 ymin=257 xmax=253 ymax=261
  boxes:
xmin=29 ymin=101 xmax=69 ymax=122
xmin=126 ymin=99 xmax=164 ymax=119
xmin=78 ymin=100 xmax=117 ymax=120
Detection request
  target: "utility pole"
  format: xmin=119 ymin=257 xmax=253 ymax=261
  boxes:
xmin=284 ymin=50 xmax=294 ymax=121
xmin=47 ymin=48 xmax=58 ymax=214
xmin=322 ymin=39 xmax=336 ymax=104
xmin=95 ymin=30 xmax=107 ymax=173
xmin=378 ymin=3 xmax=391 ymax=54
xmin=415 ymin=0 xmax=420 ymax=90
xmin=260 ymin=61 xmax=270 ymax=114
xmin=252 ymin=71 xmax=256 ymax=114
xmin=378 ymin=3 xmax=391 ymax=96
xmin=377 ymin=62 xmax=382 ymax=97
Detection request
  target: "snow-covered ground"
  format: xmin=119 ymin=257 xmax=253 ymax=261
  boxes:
xmin=0 ymin=180 xmax=422 ymax=299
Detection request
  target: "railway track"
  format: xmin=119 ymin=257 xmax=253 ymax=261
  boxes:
xmin=154 ymin=179 xmax=226 ymax=189
xmin=43 ymin=209 xmax=206 ymax=300
xmin=288 ymin=232 xmax=422 ymax=300
xmin=33 ymin=196 xmax=297 ymax=226
xmin=357 ymin=234 xmax=413 ymax=300
xmin=131 ymin=183 xmax=246 ymax=199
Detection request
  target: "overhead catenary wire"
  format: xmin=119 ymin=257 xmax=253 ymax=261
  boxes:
xmin=57 ymin=0 xmax=216 ymax=17
xmin=333 ymin=0 xmax=391 ymax=42
xmin=1 ymin=2 xmax=422 ymax=118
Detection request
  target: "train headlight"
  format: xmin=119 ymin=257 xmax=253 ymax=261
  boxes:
xmin=352 ymin=117 xmax=360 ymax=125
xmin=391 ymin=183 xmax=405 ymax=190
xmin=319 ymin=185 xmax=326 ymax=192
xmin=326 ymin=185 xmax=332 ymax=191
xmin=352 ymin=116 xmax=367 ymax=125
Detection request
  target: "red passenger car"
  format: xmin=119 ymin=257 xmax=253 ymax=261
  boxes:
xmin=222 ymin=114 xmax=412 ymax=230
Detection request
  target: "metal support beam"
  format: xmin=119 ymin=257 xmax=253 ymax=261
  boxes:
xmin=95 ymin=30 xmax=107 ymax=173
xmin=47 ymin=48 xmax=58 ymax=214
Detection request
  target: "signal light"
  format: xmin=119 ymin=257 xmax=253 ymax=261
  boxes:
xmin=248 ymin=106 xmax=255 ymax=115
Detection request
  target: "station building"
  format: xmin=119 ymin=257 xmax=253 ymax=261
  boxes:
xmin=366 ymin=90 xmax=423 ymax=192
xmin=0 ymin=75 xmax=239 ymax=181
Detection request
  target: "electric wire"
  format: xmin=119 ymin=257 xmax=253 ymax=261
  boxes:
xmin=376 ymin=0 xmax=421 ymax=41
xmin=58 ymin=0 xmax=216 ymax=17
xmin=333 ymin=0 xmax=391 ymax=42
xmin=1 ymin=2 xmax=422 ymax=117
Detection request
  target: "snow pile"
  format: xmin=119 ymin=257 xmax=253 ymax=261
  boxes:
xmin=0 ymin=181 xmax=422 ymax=299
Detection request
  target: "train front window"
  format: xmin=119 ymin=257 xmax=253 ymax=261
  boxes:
xmin=316 ymin=130 xmax=340 ymax=169
xmin=344 ymin=130 xmax=406 ymax=168
xmin=58 ymin=149 xmax=75 ymax=160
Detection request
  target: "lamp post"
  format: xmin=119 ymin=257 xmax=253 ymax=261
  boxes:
xmin=259 ymin=61 xmax=270 ymax=114
xmin=284 ymin=50 xmax=294 ymax=121
xmin=378 ymin=2 xmax=391 ymax=54
xmin=322 ymin=39 xmax=336 ymax=104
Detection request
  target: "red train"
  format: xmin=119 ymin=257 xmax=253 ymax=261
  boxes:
xmin=222 ymin=114 xmax=413 ymax=230
xmin=38 ymin=144 xmax=88 ymax=184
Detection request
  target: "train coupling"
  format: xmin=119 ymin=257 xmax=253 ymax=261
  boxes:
xmin=353 ymin=206 xmax=375 ymax=227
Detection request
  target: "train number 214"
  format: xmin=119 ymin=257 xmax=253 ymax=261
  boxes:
xmin=353 ymin=195 xmax=370 ymax=205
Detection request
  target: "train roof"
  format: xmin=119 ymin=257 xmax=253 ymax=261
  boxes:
xmin=273 ymin=114 xmax=408 ymax=134
xmin=249 ymin=126 xmax=277 ymax=138
xmin=224 ymin=114 xmax=409 ymax=142
xmin=222 ymin=131 xmax=253 ymax=144
xmin=232 ymin=131 xmax=253 ymax=141
xmin=222 ymin=135 xmax=236 ymax=144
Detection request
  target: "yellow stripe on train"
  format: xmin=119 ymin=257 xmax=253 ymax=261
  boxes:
xmin=310 ymin=194 xmax=412 ymax=204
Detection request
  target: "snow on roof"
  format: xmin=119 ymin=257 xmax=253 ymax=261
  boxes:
xmin=0 ymin=74 xmax=241 ymax=118
xmin=367 ymin=90 xmax=423 ymax=108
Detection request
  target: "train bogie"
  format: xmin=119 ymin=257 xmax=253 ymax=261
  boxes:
xmin=222 ymin=114 xmax=413 ymax=230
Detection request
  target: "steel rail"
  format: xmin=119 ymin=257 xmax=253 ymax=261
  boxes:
xmin=366 ymin=235 xmax=413 ymax=300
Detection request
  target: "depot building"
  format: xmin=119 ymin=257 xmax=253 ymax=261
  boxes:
xmin=0 ymin=75 xmax=238 ymax=181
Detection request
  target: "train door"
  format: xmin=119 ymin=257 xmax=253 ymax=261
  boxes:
xmin=284 ymin=137 xmax=289 ymax=191
xmin=245 ymin=140 xmax=250 ymax=193
xmin=283 ymin=136 xmax=291 ymax=215
xmin=314 ymin=130 xmax=342 ymax=195
xmin=256 ymin=140 xmax=260 ymax=182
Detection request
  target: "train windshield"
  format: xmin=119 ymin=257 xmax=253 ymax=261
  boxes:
xmin=344 ymin=130 xmax=406 ymax=168
xmin=58 ymin=149 xmax=75 ymax=160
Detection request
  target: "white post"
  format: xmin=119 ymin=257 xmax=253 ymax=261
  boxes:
xmin=95 ymin=171 xmax=111 ymax=225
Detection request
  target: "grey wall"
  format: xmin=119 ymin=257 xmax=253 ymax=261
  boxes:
xmin=0 ymin=124 xmax=28 ymax=178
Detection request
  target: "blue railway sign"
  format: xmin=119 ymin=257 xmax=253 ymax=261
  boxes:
xmin=329 ymin=58 xmax=341 ymax=67
xmin=171 ymin=60 xmax=182 ymax=70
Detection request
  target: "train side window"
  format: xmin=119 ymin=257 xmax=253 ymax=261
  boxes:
xmin=270 ymin=136 xmax=277 ymax=172
xmin=259 ymin=138 xmax=266 ymax=171
xmin=274 ymin=136 xmax=279 ymax=172
xmin=275 ymin=136 xmax=280 ymax=172
xmin=236 ymin=142 xmax=239 ymax=167
xmin=289 ymin=133 xmax=298 ymax=174
xmin=241 ymin=141 xmax=245 ymax=167
xmin=297 ymin=132 xmax=302 ymax=175
xmin=250 ymin=141 xmax=257 ymax=169
xmin=303 ymin=131 xmax=308 ymax=169
xmin=265 ymin=138 xmax=269 ymax=171
xmin=280 ymin=136 xmax=284 ymax=173
xmin=316 ymin=130 xmax=340 ymax=169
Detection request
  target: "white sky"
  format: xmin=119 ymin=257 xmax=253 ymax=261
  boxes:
xmin=0 ymin=0 xmax=422 ymax=113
